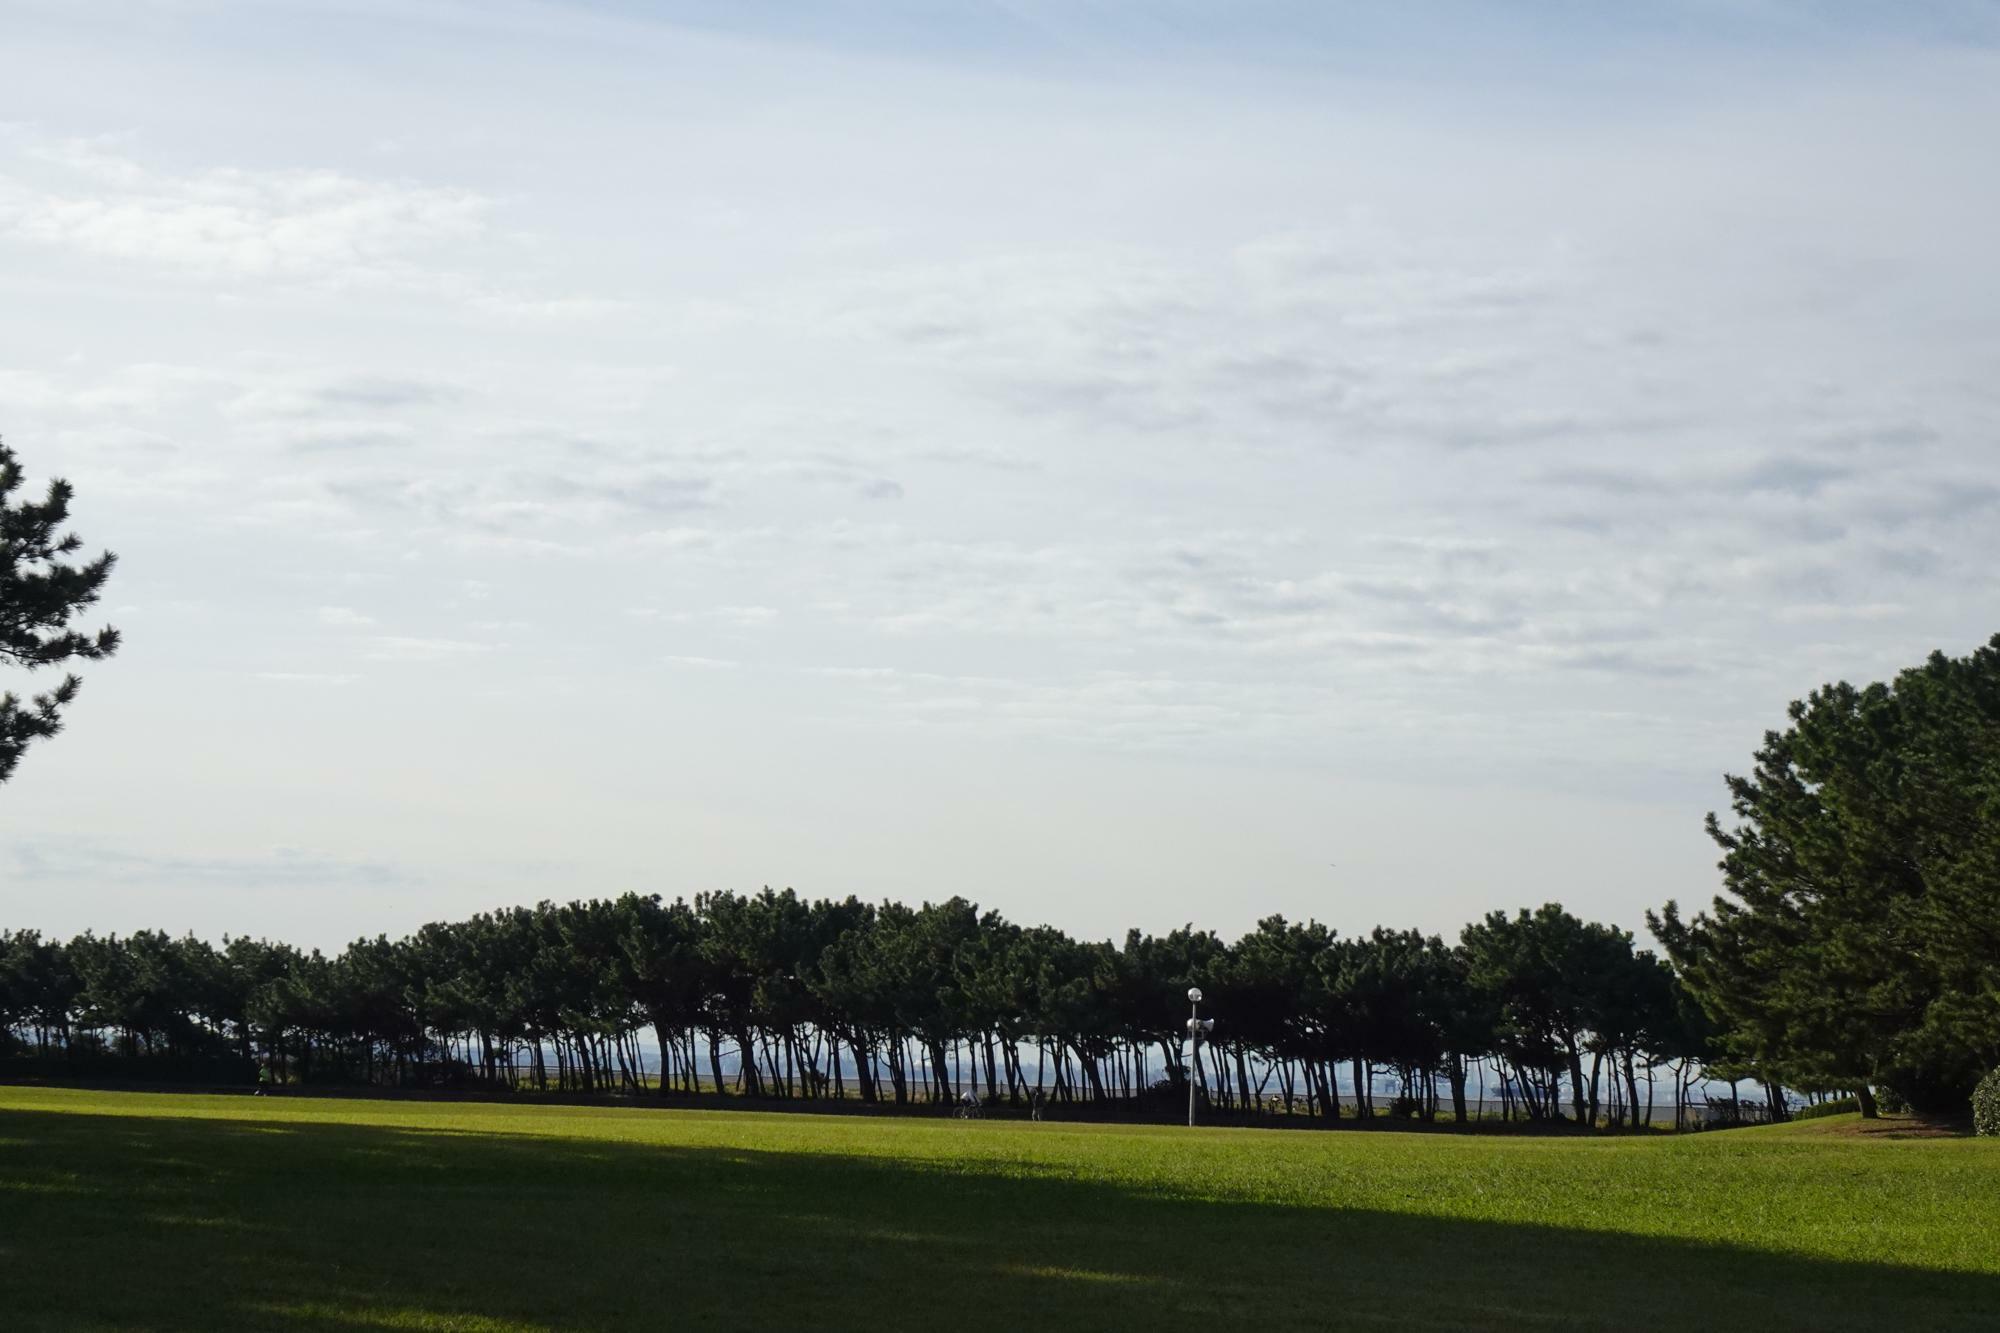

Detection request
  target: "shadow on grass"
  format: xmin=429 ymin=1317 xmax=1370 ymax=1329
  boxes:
xmin=0 ymin=1105 xmax=1990 ymax=1332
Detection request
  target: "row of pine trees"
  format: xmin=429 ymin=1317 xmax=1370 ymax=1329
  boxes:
xmin=3 ymin=892 xmax=1749 ymax=1126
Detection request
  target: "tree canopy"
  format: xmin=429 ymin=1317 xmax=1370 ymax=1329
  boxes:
xmin=1652 ymin=634 xmax=2000 ymax=1113
xmin=0 ymin=439 xmax=120 ymax=785
xmin=3 ymin=891 xmax=1711 ymax=1128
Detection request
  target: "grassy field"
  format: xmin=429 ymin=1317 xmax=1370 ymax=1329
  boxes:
xmin=1 ymin=1087 xmax=1995 ymax=1331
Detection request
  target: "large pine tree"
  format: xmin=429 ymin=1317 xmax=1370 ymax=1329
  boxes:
xmin=0 ymin=438 xmax=121 ymax=785
xmin=1654 ymin=636 xmax=2000 ymax=1113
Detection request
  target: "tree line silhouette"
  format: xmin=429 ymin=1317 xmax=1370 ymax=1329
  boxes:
xmin=2 ymin=893 xmax=1749 ymax=1126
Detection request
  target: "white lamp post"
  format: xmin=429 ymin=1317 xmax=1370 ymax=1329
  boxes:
xmin=1185 ymin=986 xmax=1215 ymax=1128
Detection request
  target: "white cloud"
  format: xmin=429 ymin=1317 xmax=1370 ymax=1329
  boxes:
xmin=361 ymin=636 xmax=495 ymax=662
xmin=1776 ymin=602 xmax=1907 ymax=624
xmin=0 ymin=139 xmax=488 ymax=282
xmin=7 ymin=837 xmax=407 ymax=888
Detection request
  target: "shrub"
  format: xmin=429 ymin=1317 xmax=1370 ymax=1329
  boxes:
xmin=1974 ymin=1069 xmax=2000 ymax=1138
xmin=1792 ymin=1096 xmax=1858 ymax=1121
xmin=1387 ymin=1094 xmax=1421 ymax=1120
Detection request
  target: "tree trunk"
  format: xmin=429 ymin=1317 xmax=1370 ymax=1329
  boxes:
xmin=930 ymin=1042 xmax=952 ymax=1104
xmin=1082 ymin=1045 xmax=1108 ymax=1102
xmin=1566 ymin=1043 xmax=1589 ymax=1124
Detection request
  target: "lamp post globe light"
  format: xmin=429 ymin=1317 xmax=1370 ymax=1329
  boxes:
xmin=1185 ymin=987 xmax=1215 ymax=1128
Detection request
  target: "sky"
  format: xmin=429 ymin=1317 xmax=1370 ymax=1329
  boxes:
xmin=1 ymin=1 xmax=1996 ymax=952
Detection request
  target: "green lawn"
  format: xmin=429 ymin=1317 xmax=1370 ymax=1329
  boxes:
xmin=1 ymin=1087 xmax=1995 ymax=1331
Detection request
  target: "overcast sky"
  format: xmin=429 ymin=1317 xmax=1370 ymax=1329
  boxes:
xmin=2 ymin=1 xmax=1996 ymax=951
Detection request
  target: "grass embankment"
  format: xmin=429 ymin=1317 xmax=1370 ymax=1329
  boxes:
xmin=1 ymin=1086 xmax=1994 ymax=1331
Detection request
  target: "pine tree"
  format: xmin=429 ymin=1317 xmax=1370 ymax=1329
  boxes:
xmin=0 ymin=438 xmax=120 ymax=784
xmin=1655 ymin=635 xmax=2000 ymax=1113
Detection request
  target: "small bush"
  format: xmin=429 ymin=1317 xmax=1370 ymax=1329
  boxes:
xmin=1792 ymin=1096 xmax=1858 ymax=1121
xmin=1876 ymin=1086 xmax=1909 ymax=1115
xmin=1387 ymin=1094 xmax=1421 ymax=1120
xmin=1974 ymin=1069 xmax=2000 ymax=1138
